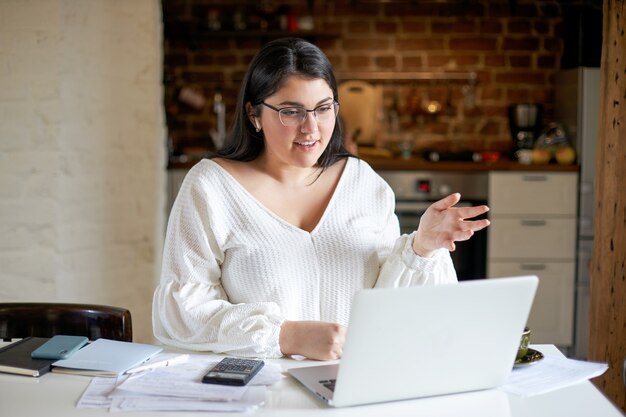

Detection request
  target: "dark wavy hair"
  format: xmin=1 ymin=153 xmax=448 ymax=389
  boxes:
xmin=215 ymin=38 xmax=352 ymax=167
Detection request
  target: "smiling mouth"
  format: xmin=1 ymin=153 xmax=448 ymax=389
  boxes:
xmin=294 ymin=140 xmax=318 ymax=147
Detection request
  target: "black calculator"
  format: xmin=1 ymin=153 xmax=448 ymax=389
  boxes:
xmin=201 ymin=357 xmax=265 ymax=386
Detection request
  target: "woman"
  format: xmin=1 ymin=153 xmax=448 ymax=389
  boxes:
xmin=153 ymin=38 xmax=489 ymax=360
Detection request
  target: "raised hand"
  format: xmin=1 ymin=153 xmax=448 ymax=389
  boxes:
xmin=412 ymin=193 xmax=490 ymax=258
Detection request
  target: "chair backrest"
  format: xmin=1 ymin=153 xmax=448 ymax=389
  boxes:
xmin=0 ymin=303 xmax=132 ymax=342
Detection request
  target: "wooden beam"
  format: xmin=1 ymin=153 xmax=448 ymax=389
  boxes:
xmin=588 ymin=0 xmax=626 ymax=412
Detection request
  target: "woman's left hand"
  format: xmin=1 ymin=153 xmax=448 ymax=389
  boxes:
xmin=412 ymin=193 xmax=490 ymax=258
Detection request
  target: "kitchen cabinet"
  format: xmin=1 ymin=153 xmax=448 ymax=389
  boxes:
xmin=487 ymin=172 xmax=578 ymax=349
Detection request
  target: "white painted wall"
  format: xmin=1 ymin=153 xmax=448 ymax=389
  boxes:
xmin=0 ymin=0 xmax=166 ymax=343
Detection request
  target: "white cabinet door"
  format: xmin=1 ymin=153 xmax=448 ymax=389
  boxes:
xmin=489 ymin=172 xmax=577 ymax=216
xmin=488 ymin=171 xmax=578 ymax=349
xmin=488 ymin=218 xmax=577 ymax=260
xmin=488 ymin=262 xmax=575 ymax=346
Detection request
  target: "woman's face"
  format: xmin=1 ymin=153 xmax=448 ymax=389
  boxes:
xmin=256 ymin=75 xmax=336 ymax=169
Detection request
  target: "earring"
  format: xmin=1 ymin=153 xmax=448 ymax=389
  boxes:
xmin=255 ymin=119 xmax=261 ymax=132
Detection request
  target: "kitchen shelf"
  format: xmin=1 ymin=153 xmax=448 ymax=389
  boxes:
xmin=336 ymin=71 xmax=478 ymax=83
xmin=191 ymin=30 xmax=340 ymax=39
xmin=360 ymin=156 xmax=579 ymax=172
xmin=164 ymin=20 xmax=340 ymax=43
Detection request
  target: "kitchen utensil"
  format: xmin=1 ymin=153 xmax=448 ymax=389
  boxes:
xmin=462 ymin=76 xmax=476 ymax=110
xmin=338 ymin=80 xmax=379 ymax=145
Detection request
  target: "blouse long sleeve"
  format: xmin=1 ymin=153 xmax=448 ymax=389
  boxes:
xmin=152 ymin=165 xmax=285 ymax=358
xmin=368 ymin=170 xmax=458 ymax=288
xmin=374 ymin=232 xmax=458 ymax=288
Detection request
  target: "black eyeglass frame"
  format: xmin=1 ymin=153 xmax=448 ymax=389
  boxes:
xmin=260 ymin=101 xmax=339 ymax=126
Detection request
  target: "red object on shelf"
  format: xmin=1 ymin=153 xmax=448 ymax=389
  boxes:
xmin=480 ymin=151 xmax=501 ymax=163
xmin=288 ymin=12 xmax=298 ymax=32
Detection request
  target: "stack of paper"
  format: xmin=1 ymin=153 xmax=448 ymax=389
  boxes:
xmin=500 ymin=354 xmax=608 ymax=396
xmin=77 ymin=353 xmax=282 ymax=412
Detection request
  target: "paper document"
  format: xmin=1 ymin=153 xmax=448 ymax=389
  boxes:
xmin=77 ymin=353 xmax=281 ymax=412
xmin=126 ymin=353 xmax=189 ymax=374
xmin=500 ymin=354 xmax=608 ymax=396
xmin=109 ymin=386 xmax=266 ymax=412
xmin=113 ymin=367 xmax=249 ymax=401
xmin=77 ymin=375 xmax=265 ymax=412
xmin=112 ymin=355 xmax=280 ymax=401
xmin=77 ymin=376 xmax=124 ymax=408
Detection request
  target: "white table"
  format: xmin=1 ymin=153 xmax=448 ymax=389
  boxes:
xmin=0 ymin=344 xmax=623 ymax=417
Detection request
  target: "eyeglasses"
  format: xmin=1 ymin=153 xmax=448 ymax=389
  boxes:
xmin=261 ymin=101 xmax=339 ymax=127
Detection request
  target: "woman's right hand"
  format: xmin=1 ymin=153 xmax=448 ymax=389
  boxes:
xmin=412 ymin=193 xmax=490 ymax=258
xmin=279 ymin=320 xmax=346 ymax=360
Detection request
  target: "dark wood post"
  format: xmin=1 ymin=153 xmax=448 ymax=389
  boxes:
xmin=588 ymin=0 xmax=626 ymax=412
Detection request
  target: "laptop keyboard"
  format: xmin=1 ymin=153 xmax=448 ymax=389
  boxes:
xmin=319 ymin=379 xmax=336 ymax=392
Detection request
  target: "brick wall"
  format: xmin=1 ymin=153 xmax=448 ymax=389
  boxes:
xmin=0 ymin=0 xmax=166 ymax=343
xmin=163 ymin=0 xmax=564 ymax=158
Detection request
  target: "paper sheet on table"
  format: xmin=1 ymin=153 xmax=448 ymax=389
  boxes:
xmin=111 ymin=355 xmax=280 ymax=401
xmin=112 ymin=366 xmax=247 ymax=401
xmin=499 ymin=355 xmax=608 ymax=396
xmin=76 ymin=376 xmax=122 ymax=408
xmin=109 ymin=386 xmax=266 ymax=412
xmin=124 ymin=352 xmax=281 ymax=386
xmin=77 ymin=355 xmax=280 ymax=409
xmin=127 ymin=353 xmax=281 ymax=386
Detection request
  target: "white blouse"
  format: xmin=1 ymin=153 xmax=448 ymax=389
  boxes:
xmin=153 ymin=157 xmax=457 ymax=357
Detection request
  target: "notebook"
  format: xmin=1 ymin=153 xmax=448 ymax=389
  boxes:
xmin=0 ymin=337 xmax=55 ymax=377
xmin=51 ymin=338 xmax=162 ymax=377
xmin=288 ymin=275 xmax=538 ymax=407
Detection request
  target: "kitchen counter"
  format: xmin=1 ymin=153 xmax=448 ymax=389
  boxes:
xmin=168 ymin=156 xmax=579 ymax=172
xmin=361 ymin=156 xmax=579 ymax=172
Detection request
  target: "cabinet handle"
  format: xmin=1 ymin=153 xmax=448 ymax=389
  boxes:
xmin=521 ymin=219 xmax=547 ymax=226
xmin=522 ymin=174 xmax=548 ymax=182
xmin=520 ymin=264 xmax=547 ymax=271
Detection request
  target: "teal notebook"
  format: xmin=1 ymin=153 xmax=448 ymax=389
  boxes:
xmin=51 ymin=338 xmax=162 ymax=377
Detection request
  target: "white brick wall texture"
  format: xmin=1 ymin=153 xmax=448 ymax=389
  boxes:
xmin=0 ymin=0 xmax=166 ymax=344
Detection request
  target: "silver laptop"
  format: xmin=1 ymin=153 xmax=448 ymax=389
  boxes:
xmin=288 ymin=275 xmax=538 ymax=407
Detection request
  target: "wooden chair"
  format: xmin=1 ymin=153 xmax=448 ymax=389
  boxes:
xmin=0 ymin=302 xmax=132 ymax=342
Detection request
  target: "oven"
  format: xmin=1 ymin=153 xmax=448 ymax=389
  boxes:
xmin=378 ymin=171 xmax=488 ymax=281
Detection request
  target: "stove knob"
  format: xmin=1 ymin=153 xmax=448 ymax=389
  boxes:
xmin=438 ymin=184 xmax=452 ymax=196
